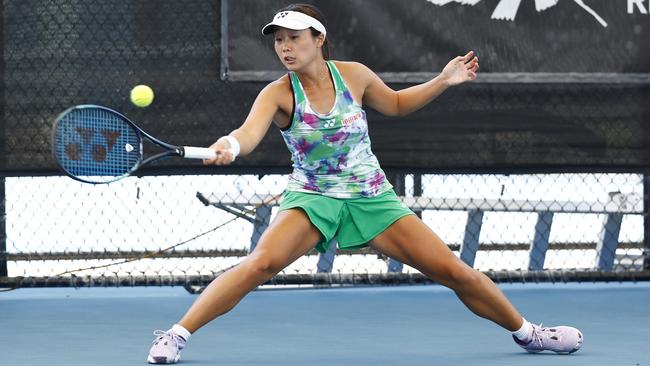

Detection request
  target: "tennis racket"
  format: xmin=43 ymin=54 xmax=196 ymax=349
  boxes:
xmin=52 ymin=104 xmax=218 ymax=184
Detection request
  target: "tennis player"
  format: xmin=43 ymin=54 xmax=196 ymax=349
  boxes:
xmin=147 ymin=4 xmax=582 ymax=363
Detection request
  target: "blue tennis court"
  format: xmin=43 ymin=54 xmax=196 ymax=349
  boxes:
xmin=2 ymin=282 xmax=648 ymax=365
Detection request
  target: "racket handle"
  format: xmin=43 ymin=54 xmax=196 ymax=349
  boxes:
xmin=182 ymin=146 xmax=217 ymax=160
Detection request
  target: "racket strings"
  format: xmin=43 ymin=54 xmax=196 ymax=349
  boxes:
xmin=54 ymin=106 xmax=141 ymax=183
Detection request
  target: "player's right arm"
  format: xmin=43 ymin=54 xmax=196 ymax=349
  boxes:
xmin=204 ymin=81 xmax=283 ymax=165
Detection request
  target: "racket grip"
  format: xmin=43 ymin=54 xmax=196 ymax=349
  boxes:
xmin=182 ymin=146 xmax=217 ymax=160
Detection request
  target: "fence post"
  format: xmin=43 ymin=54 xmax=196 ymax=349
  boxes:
xmin=0 ymin=178 xmax=6 ymax=277
xmin=387 ymin=173 xmax=405 ymax=272
xmin=249 ymin=205 xmax=271 ymax=253
xmin=316 ymin=240 xmax=337 ymax=273
xmin=596 ymin=213 xmax=623 ymax=271
xmin=0 ymin=15 xmax=6 ymax=278
xmin=643 ymin=173 xmax=650 ymax=270
xmin=220 ymin=0 xmax=229 ymax=80
xmin=413 ymin=173 xmax=422 ymax=219
xmin=528 ymin=212 xmax=553 ymax=270
xmin=460 ymin=210 xmax=483 ymax=267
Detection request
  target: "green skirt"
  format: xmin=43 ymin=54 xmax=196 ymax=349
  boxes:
xmin=278 ymin=189 xmax=414 ymax=253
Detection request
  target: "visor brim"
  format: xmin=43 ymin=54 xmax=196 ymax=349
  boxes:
xmin=261 ymin=19 xmax=312 ymax=35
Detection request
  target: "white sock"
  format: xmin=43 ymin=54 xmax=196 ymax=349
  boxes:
xmin=512 ymin=318 xmax=534 ymax=342
xmin=170 ymin=324 xmax=191 ymax=342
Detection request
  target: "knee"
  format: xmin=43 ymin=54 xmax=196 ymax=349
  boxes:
xmin=243 ymin=251 xmax=284 ymax=279
xmin=439 ymin=261 xmax=483 ymax=290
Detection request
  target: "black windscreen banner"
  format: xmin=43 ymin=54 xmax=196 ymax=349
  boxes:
xmin=1 ymin=0 xmax=649 ymax=174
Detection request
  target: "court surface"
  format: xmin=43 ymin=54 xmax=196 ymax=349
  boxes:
xmin=1 ymin=282 xmax=648 ymax=365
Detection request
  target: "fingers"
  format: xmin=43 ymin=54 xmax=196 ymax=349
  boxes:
xmin=203 ymin=139 xmax=235 ymax=165
xmin=470 ymin=59 xmax=479 ymax=72
xmin=465 ymin=56 xmax=478 ymax=66
xmin=465 ymin=56 xmax=479 ymax=74
xmin=459 ymin=50 xmax=474 ymax=62
xmin=202 ymin=149 xmax=234 ymax=165
xmin=466 ymin=55 xmax=479 ymax=81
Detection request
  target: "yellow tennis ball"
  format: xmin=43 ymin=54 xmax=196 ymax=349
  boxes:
xmin=130 ymin=84 xmax=154 ymax=107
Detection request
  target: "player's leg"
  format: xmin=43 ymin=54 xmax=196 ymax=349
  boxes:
xmin=371 ymin=214 xmax=523 ymax=329
xmin=178 ymin=208 xmax=321 ymax=331
xmin=370 ymin=215 xmax=582 ymax=354
xmin=148 ymin=208 xmax=321 ymax=364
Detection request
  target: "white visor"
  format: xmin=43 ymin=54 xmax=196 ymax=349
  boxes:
xmin=261 ymin=11 xmax=327 ymax=37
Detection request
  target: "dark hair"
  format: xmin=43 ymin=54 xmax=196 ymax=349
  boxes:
xmin=278 ymin=3 xmax=330 ymax=60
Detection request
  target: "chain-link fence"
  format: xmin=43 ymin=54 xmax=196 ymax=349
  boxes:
xmin=1 ymin=172 xmax=647 ymax=289
xmin=1 ymin=1 xmax=649 ymax=289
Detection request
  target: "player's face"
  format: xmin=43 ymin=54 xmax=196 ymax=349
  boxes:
xmin=273 ymin=28 xmax=322 ymax=70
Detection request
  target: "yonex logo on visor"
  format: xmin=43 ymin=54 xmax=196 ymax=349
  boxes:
xmin=262 ymin=11 xmax=327 ymax=37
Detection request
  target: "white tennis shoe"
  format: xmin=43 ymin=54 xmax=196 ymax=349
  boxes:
xmin=513 ymin=323 xmax=583 ymax=354
xmin=147 ymin=330 xmax=186 ymax=364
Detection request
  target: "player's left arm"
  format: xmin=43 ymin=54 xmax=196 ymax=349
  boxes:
xmin=359 ymin=51 xmax=479 ymax=117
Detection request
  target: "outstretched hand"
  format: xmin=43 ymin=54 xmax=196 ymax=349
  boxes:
xmin=440 ymin=51 xmax=479 ymax=86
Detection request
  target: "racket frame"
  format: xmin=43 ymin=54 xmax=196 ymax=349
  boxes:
xmin=52 ymin=104 xmax=184 ymax=184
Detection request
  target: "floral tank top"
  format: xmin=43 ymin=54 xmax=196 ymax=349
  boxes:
xmin=280 ymin=60 xmax=392 ymax=198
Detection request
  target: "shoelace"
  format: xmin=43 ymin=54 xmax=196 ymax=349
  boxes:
xmin=529 ymin=323 xmax=553 ymax=349
xmin=151 ymin=330 xmax=185 ymax=349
